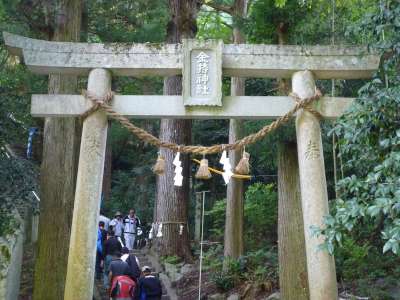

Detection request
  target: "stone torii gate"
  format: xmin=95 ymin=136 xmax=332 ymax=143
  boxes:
xmin=4 ymin=32 xmax=379 ymax=300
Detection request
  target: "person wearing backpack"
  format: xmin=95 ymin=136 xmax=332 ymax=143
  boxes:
xmin=103 ymin=230 xmax=122 ymax=289
xmin=109 ymin=252 xmax=136 ymax=300
xmin=136 ymin=266 xmax=162 ymax=300
xmin=121 ymin=247 xmax=141 ymax=281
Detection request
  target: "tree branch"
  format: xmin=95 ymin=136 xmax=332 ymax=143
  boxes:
xmin=203 ymin=1 xmax=233 ymax=15
xmin=221 ymin=20 xmax=233 ymax=29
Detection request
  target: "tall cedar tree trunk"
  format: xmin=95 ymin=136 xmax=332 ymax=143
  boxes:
xmin=276 ymin=23 xmax=309 ymax=300
xmin=224 ymin=0 xmax=247 ymax=260
xmin=102 ymin=121 xmax=112 ymax=203
xmin=155 ymin=0 xmax=199 ymax=260
xmin=277 ymin=142 xmax=309 ymax=300
xmin=33 ymin=1 xmax=82 ymax=299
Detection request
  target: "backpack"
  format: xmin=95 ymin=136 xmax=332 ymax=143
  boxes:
xmin=126 ymin=254 xmax=141 ymax=279
xmin=110 ymin=275 xmax=136 ymax=299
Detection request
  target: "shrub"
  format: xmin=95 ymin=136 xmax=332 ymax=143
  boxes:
xmin=161 ymin=255 xmax=181 ymax=265
xmin=244 ymin=183 xmax=278 ymax=249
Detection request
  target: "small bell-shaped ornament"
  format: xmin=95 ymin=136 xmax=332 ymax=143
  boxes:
xmin=235 ymin=150 xmax=250 ymax=175
xmin=195 ymin=155 xmax=212 ymax=180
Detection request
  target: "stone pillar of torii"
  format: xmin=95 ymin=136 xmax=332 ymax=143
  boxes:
xmin=3 ymin=32 xmax=379 ymax=300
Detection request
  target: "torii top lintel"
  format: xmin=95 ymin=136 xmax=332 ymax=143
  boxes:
xmin=3 ymin=32 xmax=379 ymax=80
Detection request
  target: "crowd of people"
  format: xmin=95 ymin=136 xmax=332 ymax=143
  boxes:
xmin=96 ymin=209 xmax=163 ymax=300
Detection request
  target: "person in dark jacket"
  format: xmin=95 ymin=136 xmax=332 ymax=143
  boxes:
xmin=109 ymin=252 xmax=136 ymax=300
xmin=121 ymin=247 xmax=141 ymax=281
xmin=103 ymin=230 xmax=122 ymax=289
xmin=136 ymin=266 xmax=162 ymax=300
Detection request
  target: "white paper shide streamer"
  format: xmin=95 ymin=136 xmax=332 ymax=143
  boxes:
xmin=156 ymin=223 xmax=163 ymax=238
xmin=173 ymin=152 xmax=183 ymax=186
xmin=179 ymin=224 xmax=184 ymax=235
xmin=219 ymin=150 xmax=233 ymax=184
xmin=148 ymin=224 xmax=154 ymax=239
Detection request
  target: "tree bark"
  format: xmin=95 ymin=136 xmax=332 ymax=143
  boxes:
xmin=275 ymin=22 xmax=308 ymax=298
xmin=155 ymin=0 xmax=199 ymax=260
xmin=277 ymin=142 xmax=309 ymax=300
xmin=102 ymin=121 xmax=112 ymax=203
xmin=33 ymin=1 xmax=82 ymax=299
xmin=224 ymin=0 xmax=247 ymax=260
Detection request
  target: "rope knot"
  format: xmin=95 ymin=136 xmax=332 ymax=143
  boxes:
xmin=289 ymin=89 xmax=322 ymax=119
xmin=81 ymin=90 xmax=114 ymax=119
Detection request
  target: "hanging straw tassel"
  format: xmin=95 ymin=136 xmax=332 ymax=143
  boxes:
xmin=235 ymin=151 xmax=250 ymax=175
xmin=152 ymin=154 xmax=165 ymax=175
xmin=195 ymin=157 xmax=212 ymax=179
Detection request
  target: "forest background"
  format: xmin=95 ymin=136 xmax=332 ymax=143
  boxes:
xmin=0 ymin=0 xmax=399 ymax=299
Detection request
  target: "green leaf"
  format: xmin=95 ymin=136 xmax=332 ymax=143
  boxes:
xmin=383 ymin=241 xmax=392 ymax=253
xmin=335 ymin=232 xmax=342 ymax=243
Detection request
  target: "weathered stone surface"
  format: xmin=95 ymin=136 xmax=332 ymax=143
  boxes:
xmin=0 ymin=211 xmax=24 ymax=300
xmin=164 ymin=262 xmax=183 ymax=283
xmin=180 ymin=263 xmax=195 ymax=275
xmin=31 ymin=94 xmax=353 ymax=120
xmin=3 ymin=32 xmax=379 ymax=79
xmin=64 ymin=69 xmax=111 ymax=300
xmin=294 ymin=70 xmax=338 ymax=300
xmin=264 ymin=292 xmax=280 ymax=300
xmin=227 ymin=292 xmax=241 ymax=300
xmin=208 ymin=293 xmax=226 ymax=300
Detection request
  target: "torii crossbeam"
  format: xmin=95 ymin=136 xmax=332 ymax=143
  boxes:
xmin=3 ymin=32 xmax=379 ymax=300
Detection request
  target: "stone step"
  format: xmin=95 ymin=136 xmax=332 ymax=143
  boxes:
xmin=135 ymin=256 xmax=147 ymax=260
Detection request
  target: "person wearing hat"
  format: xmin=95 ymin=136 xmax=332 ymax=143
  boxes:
xmin=110 ymin=211 xmax=124 ymax=239
xmin=136 ymin=266 xmax=163 ymax=300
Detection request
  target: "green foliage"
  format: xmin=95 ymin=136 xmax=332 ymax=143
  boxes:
xmin=161 ymin=255 xmax=182 ymax=265
xmin=247 ymin=0 xmax=309 ymax=44
xmin=0 ymin=0 xmax=399 ymax=295
xmin=212 ymin=256 xmax=246 ymax=290
xmin=205 ymin=198 xmax=226 ymax=240
xmin=87 ymin=0 xmax=169 ymax=43
xmin=203 ymin=244 xmax=224 ymax=270
xmin=335 ymin=238 xmax=371 ymax=281
xmin=319 ymin=0 xmax=400 ymax=257
xmin=212 ymin=271 xmax=235 ymax=291
xmin=349 ymin=279 xmax=398 ymax=300
xmin=205 ymin=245 xmax=278 ymax=291
xmin=0 ymin=207 xmax=20 ymax=237
xmin=241 ymin=249 xmax=278 ymax=283
xmin=244 ymin=183 xmax=278 ymax=249
xmin=197 ymin=6 xmax=232 ymax=41
xmin=0 ymin=156 xmax=39 ymax=236
xmin=205 ymin=183 xmax=278 ymax=247
xmin=0 ymin=47 xmax=45 ymax=149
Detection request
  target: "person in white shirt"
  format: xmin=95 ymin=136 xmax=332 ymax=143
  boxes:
xmin=123 ymin=209 xmax=141 ymax=251
xmin=109 ymin=211 xmax=124 ymax=238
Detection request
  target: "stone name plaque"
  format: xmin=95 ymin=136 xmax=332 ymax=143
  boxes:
xmin=183 ymin=39 xmax=223 ymax=106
